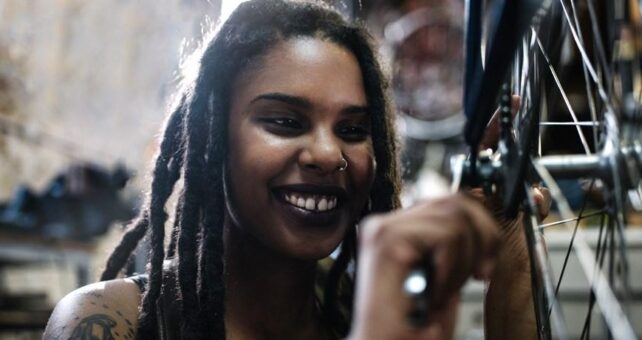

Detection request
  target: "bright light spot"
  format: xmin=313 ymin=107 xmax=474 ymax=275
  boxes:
xmin=220 ymin=0 xmax=249 ymax=23
xmin=403 ymin=270 xmax=427 ymax=295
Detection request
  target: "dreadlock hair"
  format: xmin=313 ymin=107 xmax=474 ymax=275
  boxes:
xmin=100 ymin=1 xmax=401 ymax=339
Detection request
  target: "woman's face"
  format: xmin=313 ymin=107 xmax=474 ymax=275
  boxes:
xmin=226 ymin=37 xmax=376 ymax=260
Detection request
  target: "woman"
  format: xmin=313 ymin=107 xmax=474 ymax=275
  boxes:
xmin=44 ymin=1 xmax=538 ymax=339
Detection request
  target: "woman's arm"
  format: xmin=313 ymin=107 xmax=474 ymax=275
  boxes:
xmin=43 ymin=279 xmax=141 ymax=340
xmin=484 ymin=186 xmax=549 ymax=339
xmin=485 ymin=215 xmax=537 ymax=340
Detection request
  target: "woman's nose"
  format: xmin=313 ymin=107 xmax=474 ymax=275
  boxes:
xmin=298 ymin=131 xmax=345 ymax=174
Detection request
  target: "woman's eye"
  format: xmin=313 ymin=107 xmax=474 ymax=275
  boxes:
xmin=338 ymin=125 xmax=370 ymax=141
xmin=271 ymin=118 xmax=301 ymax=128
xmin=260 ymin=117 xmax=304 ymax=134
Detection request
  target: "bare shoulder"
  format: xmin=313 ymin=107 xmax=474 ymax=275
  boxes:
xmin=43 ymin=278 xmax=142 ymax=340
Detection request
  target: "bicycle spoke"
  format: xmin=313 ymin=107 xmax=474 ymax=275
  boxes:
xmin=609 ymin=215 xmax=617 ymax=340
xmin=557 ymin=0 xmax=616 ymax=115
xmin=535 ymin=32 xmax=592 ymax=155
xmin=612 ymin=197 xmax=633 ymax=311
xmin=552 ymin=181 xmax=595 ymax=300
xmin=566 ymin=0 xmax=601 ymax=151
xmin=585 ymin=0 xmax=613 ymax=91
xmin=580 ymin=213 xmax=608 ymax=340
xmin=517 ymin=36 xmax=536 ymax=103
xmin=539 ymin=122 xmax=601 ymax=127
xmin=538 ymin=209 xmax=604 ymax=230
xmin=533 ymin=160 xmax=637 ymax=340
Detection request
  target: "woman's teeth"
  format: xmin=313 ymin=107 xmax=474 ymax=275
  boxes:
xmin=284 ymin=193 xmax=338 ymax=212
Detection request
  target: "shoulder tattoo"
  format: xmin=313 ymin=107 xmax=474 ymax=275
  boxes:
xmin=68 ymin=314 xmax=117 ymax=340
xmin=45 ymin=291 xmax=138 ymax=340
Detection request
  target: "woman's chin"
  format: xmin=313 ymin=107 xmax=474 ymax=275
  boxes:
xmin=280 ymin=240 xmax=342 ymax=262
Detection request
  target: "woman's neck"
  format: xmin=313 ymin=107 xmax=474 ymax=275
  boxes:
xmin=223 ymin=222 xmax=326 ymax=340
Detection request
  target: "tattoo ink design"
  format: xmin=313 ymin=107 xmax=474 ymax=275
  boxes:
xmin=69 ymin=314 xmax=117 ymax=340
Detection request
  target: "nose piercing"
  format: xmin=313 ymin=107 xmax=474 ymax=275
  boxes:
xmin=338 ymin=158 xmax=348 ymax=172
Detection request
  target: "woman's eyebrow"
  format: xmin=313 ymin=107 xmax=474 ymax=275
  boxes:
xmin=250 ymin=92 xmax=368 ymax=114
xmin=250 ymin=92 xmax=312 ymax=109
xmin=341 ymin=105 xmax=369 ymax=115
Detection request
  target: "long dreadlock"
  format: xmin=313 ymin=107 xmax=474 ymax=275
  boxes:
xmin=100 ymin=1 xmax=401 ymax=339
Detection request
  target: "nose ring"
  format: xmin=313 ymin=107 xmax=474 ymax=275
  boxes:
xmin=338 ymin=158 xmax=348 ymax=172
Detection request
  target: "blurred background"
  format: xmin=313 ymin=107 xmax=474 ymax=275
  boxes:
xmin=0 ymin=0 xmax=640 ymax=339
xmin=0 ymin=0 xmax=215 ymax=337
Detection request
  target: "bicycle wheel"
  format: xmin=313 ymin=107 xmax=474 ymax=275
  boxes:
xmin=461 ymin=0 xmax=642 ymax=339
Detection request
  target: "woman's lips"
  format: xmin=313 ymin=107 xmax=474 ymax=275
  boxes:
xmin=272 ymin=184 xmax=348 ymax=227
xmin=282 ymin=192 xmax=338 ymax=212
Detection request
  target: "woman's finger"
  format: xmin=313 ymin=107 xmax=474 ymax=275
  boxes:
xmin=533 ymin=186 xmax=552 ymax=219
xmin=361 ymin=196 xmax=500 ymax=305
xmin=419 ymin=196 xmax=497 ymax=303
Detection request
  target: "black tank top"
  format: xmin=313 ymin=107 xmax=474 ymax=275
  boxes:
xmin=129 ymin=257 xmax=351 ymax=339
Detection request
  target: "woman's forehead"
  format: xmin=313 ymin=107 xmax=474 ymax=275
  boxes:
xmin=232 ymin=37 xmax=367 ymax=110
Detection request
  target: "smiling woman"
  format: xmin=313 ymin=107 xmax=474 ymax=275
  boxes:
xmin=42 ymin=1 xmax=536 ymax=339
xmin=226 ymin=38 xmax=375 ymax=260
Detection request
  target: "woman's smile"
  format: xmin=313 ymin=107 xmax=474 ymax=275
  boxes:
xmin=272 ymin=183 xmax=347 ymax=227
xmin=225 ymin=37 xmax=376 ymax=259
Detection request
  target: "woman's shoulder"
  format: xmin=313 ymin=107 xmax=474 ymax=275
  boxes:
xmin=43 ymin=278 xmax=142 ymax=339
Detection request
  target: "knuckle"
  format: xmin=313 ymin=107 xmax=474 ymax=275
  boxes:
xmin=387 ymin=241 xmax=419 ymax=267
xmin=360 ymin=215 xmax=417 ymax=265
xmin=415 ymin=195 xmax=460 ymax=216
xmin=360 ymin=215 xmax=389 ymax=245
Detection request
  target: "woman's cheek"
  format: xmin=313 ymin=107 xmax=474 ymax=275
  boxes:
xmin=348 ymin=144 xmax=377 ymax=206
xmin=363 ymin=143 xmax=377 ymax=186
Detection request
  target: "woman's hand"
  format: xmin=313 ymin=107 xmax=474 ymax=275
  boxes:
xmin=347 ymin=194 xmax=500 ymax=340
xmin=479 ymin=185 xmax=549 ymax=340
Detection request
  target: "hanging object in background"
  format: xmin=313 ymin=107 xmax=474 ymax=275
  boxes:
xmin=0 ymin=163 xmax=136 ymax=241
xmin=379 ymin=1 xmax=467 ymax=183
xmin=385 ymin=2 xmax=465 ymax=133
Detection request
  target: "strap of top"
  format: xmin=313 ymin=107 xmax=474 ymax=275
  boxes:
xmin=129 ymin=274 xmax=148 ymax=292
xmin=128 ymin=259 xmax=180 ymax=340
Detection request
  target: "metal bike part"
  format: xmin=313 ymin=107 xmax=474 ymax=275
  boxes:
xmin=464 ymin=0 xmax=544 ymax=149
xmin=403 ymin=262 xmax=433 ymax=328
